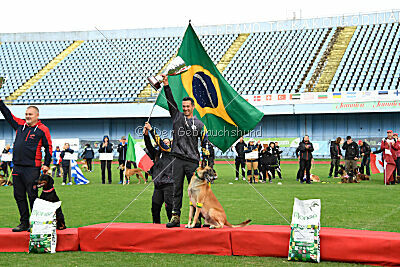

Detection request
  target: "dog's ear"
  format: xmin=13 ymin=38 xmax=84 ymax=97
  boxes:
xmin=201 ymin=160 xmax=207 ymax=169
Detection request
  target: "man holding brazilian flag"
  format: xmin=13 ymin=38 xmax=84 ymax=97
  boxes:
xmin=154 ymin=23 xmax=263 ymax=228
xmin=156 ymin=23 xmax=263 ymax=153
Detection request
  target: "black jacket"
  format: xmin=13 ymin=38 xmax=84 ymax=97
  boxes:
xmin=359 ymin=142 xmax=371 ymax=158
xmin=235 ymin=141 xmax=247 ymax=159
xmin=98 ymin=136 xmax=113 ymax=155
xmin=298 ymin=140 xmax=314 ymax=161
xmin=164 ymin=85 xmax=208 ymax=163
xmin=60 ymin=148 xmax=74 ymax=167
xmin=81 ymin=147 xmax=94 ymax=159
xmin=0 ymin=100 xmax=52 ymax=167
xmin=117 ymin=143 xmax=128 ymax=161
xmin=342 ymin=141 xmax=359 ymax=160
xmin=144 ymin=129 xmax=173 ymax=187
xmin=330 ymin=141 xmax=342 ymax=159
xmin=259 ymin=147 xmax=278 ymax=166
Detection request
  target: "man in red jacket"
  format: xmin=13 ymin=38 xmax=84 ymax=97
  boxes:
xmin=0 ymin=100 xmax=52 ymax=232
xmin=381 ymin=130 xmax=400 ymax=185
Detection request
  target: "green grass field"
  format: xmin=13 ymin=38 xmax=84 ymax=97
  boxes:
xmin=0 ymin=161 xmax=398 ymax=266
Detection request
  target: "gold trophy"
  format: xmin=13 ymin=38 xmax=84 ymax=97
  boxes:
xmin=147 ymin=56 xmax=190 ymax=90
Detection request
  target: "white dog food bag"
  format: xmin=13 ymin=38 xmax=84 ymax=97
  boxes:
xmin=29 ymin=198 xmax=61 ymax=253
xmin=288 ymin=198 xmax=321 ymax=263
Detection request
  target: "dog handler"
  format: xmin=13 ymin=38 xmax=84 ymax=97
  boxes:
xmin=161 ymin=75 xmax=209 ymax=228
xmin=0 ymin=100 xmax=52 ymax=232
xmin=143 ymin=122 xmax=174 ymax=223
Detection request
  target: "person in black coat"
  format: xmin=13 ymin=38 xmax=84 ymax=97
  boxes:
xmin=329 ymin=137 xmax=343 ymax=178
xmin=297 ymin=135 xmax=314 ymax=184
xmin=117 ymin=136 xmax=128 ymax=184
xmin=259 ymin=142 xmax=279 ymax=183
xmin=358 ymin=140 xmax=371 ymax=176
xmin=274 ymin=142 xmax=283 ymax=179
xmin=99 ymin=135 xmax=113 ymax=184
xmin=144 ymin=122 xmax=173 ymax=224
xmin=81 ymin=144 xmax=94 ymax=172
xmin=60 ymin=143 xmax=74 ymax=185
xmin=234 ymin=137 xmax=247 ymax=181
xmin=342 ymin=136 xmax=359 ymax=176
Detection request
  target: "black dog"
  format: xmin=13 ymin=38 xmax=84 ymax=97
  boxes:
xmin=36 ymin=174 xmax=66 ymax=230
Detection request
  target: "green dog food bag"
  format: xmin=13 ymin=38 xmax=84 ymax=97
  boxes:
xmin=29 ymin=199 xmax=61 ymax=253
xmin=288 ymin=198 xmax=321 ymax=263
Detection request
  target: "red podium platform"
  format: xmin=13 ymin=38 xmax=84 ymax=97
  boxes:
xmin=231 ymin=225 xmax=400 ymax=266
xmin=0 ymin=228 xmax=79 ymax=252
xmin=78 ymin=223 xmax=232 ymax=256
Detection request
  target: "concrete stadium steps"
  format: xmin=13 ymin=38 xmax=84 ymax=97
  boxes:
xmin=297 ymin=28 xmax=332 ymax=92
xmin=216 ymin=33 xmax=250 ymax=73
xmin=314 ymin=26 xmax=357 ymax=92
xmin=5 ymin=41 xmax=84 ymax=102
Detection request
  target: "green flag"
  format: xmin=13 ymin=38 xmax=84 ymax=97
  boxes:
xmin=126 ymin=133 xmax=136 ymax=162
xmin=155 ymin=24 xmax=263 ymax=152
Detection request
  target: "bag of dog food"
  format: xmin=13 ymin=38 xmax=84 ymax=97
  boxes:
xmin=29 ymin=198 xmax=61 ymax=253
xmin=288 ymin=198 xmax=321 ymax=263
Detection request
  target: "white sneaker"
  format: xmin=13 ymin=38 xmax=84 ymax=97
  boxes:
xmin=61 ymin=182 xmax=66 ymax=185
xmin=67 ymin=182 xmax=72 ymax=185
xmin=235 ymin=177 xmax=239 ymax=181
xmin=242 ymin=177 xmax=246 ymax=181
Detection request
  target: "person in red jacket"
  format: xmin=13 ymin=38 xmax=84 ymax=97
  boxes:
xmin=381 ymin=130 xmax=400 ymax=185
xmin=393 ymin=133 xmax=400 ymax=183
xmin=0 ymin=100 xmax=52 ymax=232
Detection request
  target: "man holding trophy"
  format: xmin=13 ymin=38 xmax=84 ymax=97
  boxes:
xmin=154 ymin=71 xmax=209 ymax=228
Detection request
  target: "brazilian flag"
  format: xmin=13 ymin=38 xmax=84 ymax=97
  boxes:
xmin=156 ymin=24 xmax=263 ymax=152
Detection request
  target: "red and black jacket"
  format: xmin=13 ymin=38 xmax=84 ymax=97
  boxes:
xmin=0 ymin=100 xmax=52 ymax=168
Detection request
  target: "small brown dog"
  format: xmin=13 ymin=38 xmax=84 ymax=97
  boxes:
xmin=354 ymin=167 xmax=370 ymax=181
xmin=118 ymin=164 xmax=146 ymax=184
xmin=338 ymin=166 xmax=359 ymax=183
xmin=186 ymin=163 xmax=251 ymax=229
xmin=80 ymin=160 xmax=88 ymax=172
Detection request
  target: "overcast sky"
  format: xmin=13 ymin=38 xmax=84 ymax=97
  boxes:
xmin=0 ymin=0 xmax=398 ymax=33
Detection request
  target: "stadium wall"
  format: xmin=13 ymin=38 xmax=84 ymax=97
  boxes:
xmin=1 ymin=112 xmax=399 ymax=156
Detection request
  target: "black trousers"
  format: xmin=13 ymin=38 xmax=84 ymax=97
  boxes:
xmin=275 ymin=165 xmax=282 ymax=179
xmin=299 ymin=159 xmax=312 ymax=182
xmin=2 ymin=162 xmax=12 ymax=176
xmin=259 ymin=164 xmax=267 ymax=181
xmin=119 ymin=160 xmax=125 ymax=182
xmin=62 ymin=165 xmax=71 ymax=183
xmin=101 ymin=160 xmax=112 ymax=184
xmin=329 ymin=158 xmax=340 ymax=177
xmin=267 ymin=165 xmax=275 ymax=180
xmin=152 ymin=184 xmax=173 ymax=223
xmin=12 ymin=165 xmax=40 ymax=225
xmin=171 ymin=157 xmax=198 ymax=216
xmin=235 ymin=157 xmax=246 ymax=178
xmin=52 ymin=163 xmax=61 ymax=177
xmin=86 ymin=158 xmax=93 ymax=171
xmin=360 ymin=156 xmax=371 ymax=176
xmin=394 ymin=158 xmax=400 ymax=180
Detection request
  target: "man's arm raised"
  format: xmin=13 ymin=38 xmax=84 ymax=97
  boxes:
xmin=161 ymin=75 xmax=179 ymax=119
xmin=0 ymin=99 xmax=25 ymax=130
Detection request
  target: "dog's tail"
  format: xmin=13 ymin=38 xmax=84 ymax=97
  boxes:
xmin=229 ymin=219 xmax=252 ymax=228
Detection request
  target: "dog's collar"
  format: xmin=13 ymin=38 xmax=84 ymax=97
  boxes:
xmin=43 ymin=187 xmax=54 ymax=193
xmin=194 ymin=170 xmax=201 ymax=179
